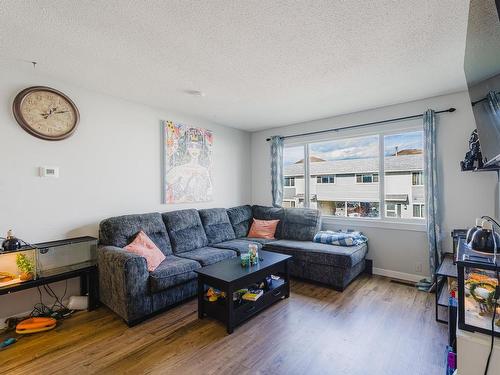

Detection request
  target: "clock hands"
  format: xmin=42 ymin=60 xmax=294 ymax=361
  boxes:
xmin=40 ymin=107 xmax=69 ymax=119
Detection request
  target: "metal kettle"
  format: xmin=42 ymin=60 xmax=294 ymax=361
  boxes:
xmin=1 ymin=230 xmax=22 ymax=252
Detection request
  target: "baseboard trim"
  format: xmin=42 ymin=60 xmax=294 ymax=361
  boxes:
xmin=372 ymin=267 xmax=425 ymax=283
xmin=0 ymin=309 xmax=33 ymax=330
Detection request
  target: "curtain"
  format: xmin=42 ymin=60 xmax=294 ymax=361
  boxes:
xmin=270 ymin=136 xmax=284 ymax=207
xmin=486 ymin=90 xmax=500 ymax=116
xmin=423 ymin=109 xmax=441 ymax=283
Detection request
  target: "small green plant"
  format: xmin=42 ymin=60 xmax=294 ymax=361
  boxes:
xmin=16 ymin=253 xmax=34 ymax=274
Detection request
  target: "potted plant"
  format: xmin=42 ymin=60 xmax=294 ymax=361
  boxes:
xmin=16 ymin=253 xmax=34 ymax=281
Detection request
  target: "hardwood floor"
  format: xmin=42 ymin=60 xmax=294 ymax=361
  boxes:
xmin=0 ymin=275 xmax=446 ymax=375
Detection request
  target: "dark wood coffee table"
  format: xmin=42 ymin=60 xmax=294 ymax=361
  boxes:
xmin=195 ymin=250 xmax=291 ymax=334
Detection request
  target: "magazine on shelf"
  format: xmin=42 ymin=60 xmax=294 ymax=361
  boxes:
xmin=242 ymin=288 xmax=264 ymax=301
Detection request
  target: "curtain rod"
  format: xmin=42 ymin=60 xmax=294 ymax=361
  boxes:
xmin=265 ymin=107 xmax=456 ymax=142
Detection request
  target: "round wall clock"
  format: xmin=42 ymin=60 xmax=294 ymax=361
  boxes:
xmin=12 ymin=86 xmax=80 ymax=141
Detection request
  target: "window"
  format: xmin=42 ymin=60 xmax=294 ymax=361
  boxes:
xmin=283 ymin=145 xmax=305 ymax=208
xmin=282 ymin=129 xmax=425 ymax=222
xmin=356 ymin=174 xmax=379 ymax=183
xmin=307 ymin=135 xmax=379 ymax=218
xmin=316 ymin=175 xmax=335 ymax=184
xmin=385 ymin=203 xmax=402 ymax=218
xmin=413 ymin=204 xmax=425 ymax=218
xmin=384 ymin=130 xmax=425 ymax=220
xmin=412 ymin=172 xmax=423 ymax=186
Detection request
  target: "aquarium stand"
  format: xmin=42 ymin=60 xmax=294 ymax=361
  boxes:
xmin=0 ymin=265 xmax=99 ymax=311
xmin=0 ymin=236 xmax=99 ymax=311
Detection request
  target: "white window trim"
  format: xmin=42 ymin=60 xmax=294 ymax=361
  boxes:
xmin=283 ymin=123 xmax=426 ymax=229
xmin=411 ymin=171 xmax=424 ymax=186
xmin=355 ymin=173 xmax=379 ymax=184
xmin=316 ymin=174 xmax=336 ymax=184
xmin=284 ymin=176 xmax=296 ymax=187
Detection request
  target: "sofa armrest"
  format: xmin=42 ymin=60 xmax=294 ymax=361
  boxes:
xmin=97 ymin=246 xmax=152 ymax=323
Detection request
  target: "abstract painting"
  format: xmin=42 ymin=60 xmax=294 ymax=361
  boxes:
xmin=163 ymin=120 xmax=213 ymax=203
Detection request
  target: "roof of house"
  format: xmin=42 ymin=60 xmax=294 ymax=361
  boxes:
xmin=284 ymin=154 xmax=423 ymax=176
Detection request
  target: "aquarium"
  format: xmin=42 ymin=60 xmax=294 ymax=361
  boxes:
xmin=456 ymin=239 xmax=500 ymax=337
xmin=36 ymin=236 xmax=97 ymax=277
xmin=0 ymin=247 xmax=37 ymax=288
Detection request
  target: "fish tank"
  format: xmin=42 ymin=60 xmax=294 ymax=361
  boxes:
xmin=456 ymin=239 xmax=500 ymax=337
xmin=36 ymin=236 xmax=97 ymax=277
xmin=0 ymin=247 xmax=37 ymax=289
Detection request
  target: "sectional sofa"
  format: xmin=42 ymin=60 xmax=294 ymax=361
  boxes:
xmin=97 ymin=205 xmax=368 ymax=325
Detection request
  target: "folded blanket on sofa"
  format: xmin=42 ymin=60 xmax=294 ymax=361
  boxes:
xmin=313 ymin=230 xmax=368 ymax=246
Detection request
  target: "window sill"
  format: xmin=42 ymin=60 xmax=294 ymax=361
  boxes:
xmin=321 ymin=216 xmax=427 ymax=232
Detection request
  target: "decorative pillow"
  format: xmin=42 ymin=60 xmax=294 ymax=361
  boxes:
xmin=247 ymin=219 xmax=280 ymax=239
xmin=124 ymin=231 xmax=166 ymax=272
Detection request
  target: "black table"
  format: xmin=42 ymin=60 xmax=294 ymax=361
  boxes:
xmin=195 ymin=250 xmax=291 ymax=334
xmin=0 ymin=265 xmax=99 ymax=311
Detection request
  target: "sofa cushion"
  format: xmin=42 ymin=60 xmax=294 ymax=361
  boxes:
xmin=177 ymin=247 xmax=237 ymax=266
xmin=149 ymin=256 xmax=201 ymax=293
xmin=227 ymin=205 xmax=253 ymax=238
xmin=252 ymin=205 xmax=285 ymax=239
xmin=283 ymin=208 xmax=321 ymax=241
xmin=99 ymin=212 xmax=172 ymax=256
xmin=162 ymin=209 xmax=208 ymax=253
xmin=264 ymin=240 xmax=367 ymax=269
xmin=212 ymin=239 xmax=263 ymax=254
xmin=198 ymin=208 xmax=236 ymax=245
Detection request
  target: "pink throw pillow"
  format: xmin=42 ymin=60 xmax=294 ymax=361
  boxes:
xmin=124 ymin=231 xmax=166 ymax=272
xmin=247 ymin=219 xmax=280 ymax=239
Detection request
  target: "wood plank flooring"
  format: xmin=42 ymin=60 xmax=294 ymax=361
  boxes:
xmin=0 ymin=275 xmax=446 ymax=375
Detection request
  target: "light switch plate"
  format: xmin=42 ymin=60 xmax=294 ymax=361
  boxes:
xmin=39 ymin=166 xmax=59 ymax=178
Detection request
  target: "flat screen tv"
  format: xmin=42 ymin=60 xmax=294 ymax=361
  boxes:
xmin=464 ymin=0 xmax=500 ymax=167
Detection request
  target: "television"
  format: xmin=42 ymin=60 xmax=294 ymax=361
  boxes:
xmin=464 ymin=0 xmax=500 ymax=167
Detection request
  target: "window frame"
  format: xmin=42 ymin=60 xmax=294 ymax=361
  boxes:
xmin=412 ymin=204 xmax=425 ymax=218
xmin=284 ymin=176 xmax=295 ymax=187
xmin=316 ymin=174 xmax=335 ymax=184
xmin=283 ymin=123 xmax=426 ymax=230
xmin=412 ymin=171 xmax=424 ymax=186
xmin=355 ymin=173 xmax=379 ymax=184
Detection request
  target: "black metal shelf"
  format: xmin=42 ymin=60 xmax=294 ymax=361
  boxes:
xmin=436 ymin=254 xmax=458 ymax=278
xmin=435 ymin=233 xmax=462 ymax=325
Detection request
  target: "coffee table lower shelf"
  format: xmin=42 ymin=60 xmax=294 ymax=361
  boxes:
xmin=195 ymin=250 xmax=291 ymax=334
xmin=201 ymin=279 xmax=288 ymax=332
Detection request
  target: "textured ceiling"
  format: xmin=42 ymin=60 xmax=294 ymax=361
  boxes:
xmin=465 ymin=0 xmax=500 ymax=84
xmin=1 ymin=1 xmax=470 ymax=131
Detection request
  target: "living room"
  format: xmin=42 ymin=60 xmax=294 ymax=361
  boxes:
xmin=0 ymin=1 xmax=499 ymax=374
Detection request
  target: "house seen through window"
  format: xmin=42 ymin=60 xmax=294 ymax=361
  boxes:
xmin=283 ymin=130 xmax=425 ymax=220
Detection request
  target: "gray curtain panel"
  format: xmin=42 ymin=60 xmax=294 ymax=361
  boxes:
xmin=270 ymin=135 xmax=284 ymax=207
xmin=486 ymin=90 xmax=500 ymax=119
xmin=423 ymin=109 xmax=441 ymax=281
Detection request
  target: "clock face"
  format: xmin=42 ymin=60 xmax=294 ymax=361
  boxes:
xmin=13 ymin=86 xmax=79 ymax=140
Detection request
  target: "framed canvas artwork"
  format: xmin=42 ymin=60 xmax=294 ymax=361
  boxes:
xmin=163 ymin=120 xmax=213 ymax=203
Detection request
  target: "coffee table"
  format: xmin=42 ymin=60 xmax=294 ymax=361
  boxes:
xmin=195 ymin=250 xmax=291 ymax=334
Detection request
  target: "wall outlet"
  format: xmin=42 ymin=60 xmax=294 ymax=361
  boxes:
xmin=415 ymin=262 xmax=423 ymax=273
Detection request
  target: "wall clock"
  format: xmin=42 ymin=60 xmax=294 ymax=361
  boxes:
xmin=12 ymin=86 xmax=80 ymax=141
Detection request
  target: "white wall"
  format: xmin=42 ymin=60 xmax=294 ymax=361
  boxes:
xmin=0 ymin=60 xmax=251 ymax=321
xmin=251 ymin=91 xmax=497 ymax=280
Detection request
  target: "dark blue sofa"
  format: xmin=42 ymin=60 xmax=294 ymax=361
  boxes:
xmin=97 ymin=205 xmax=368 ymax=325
